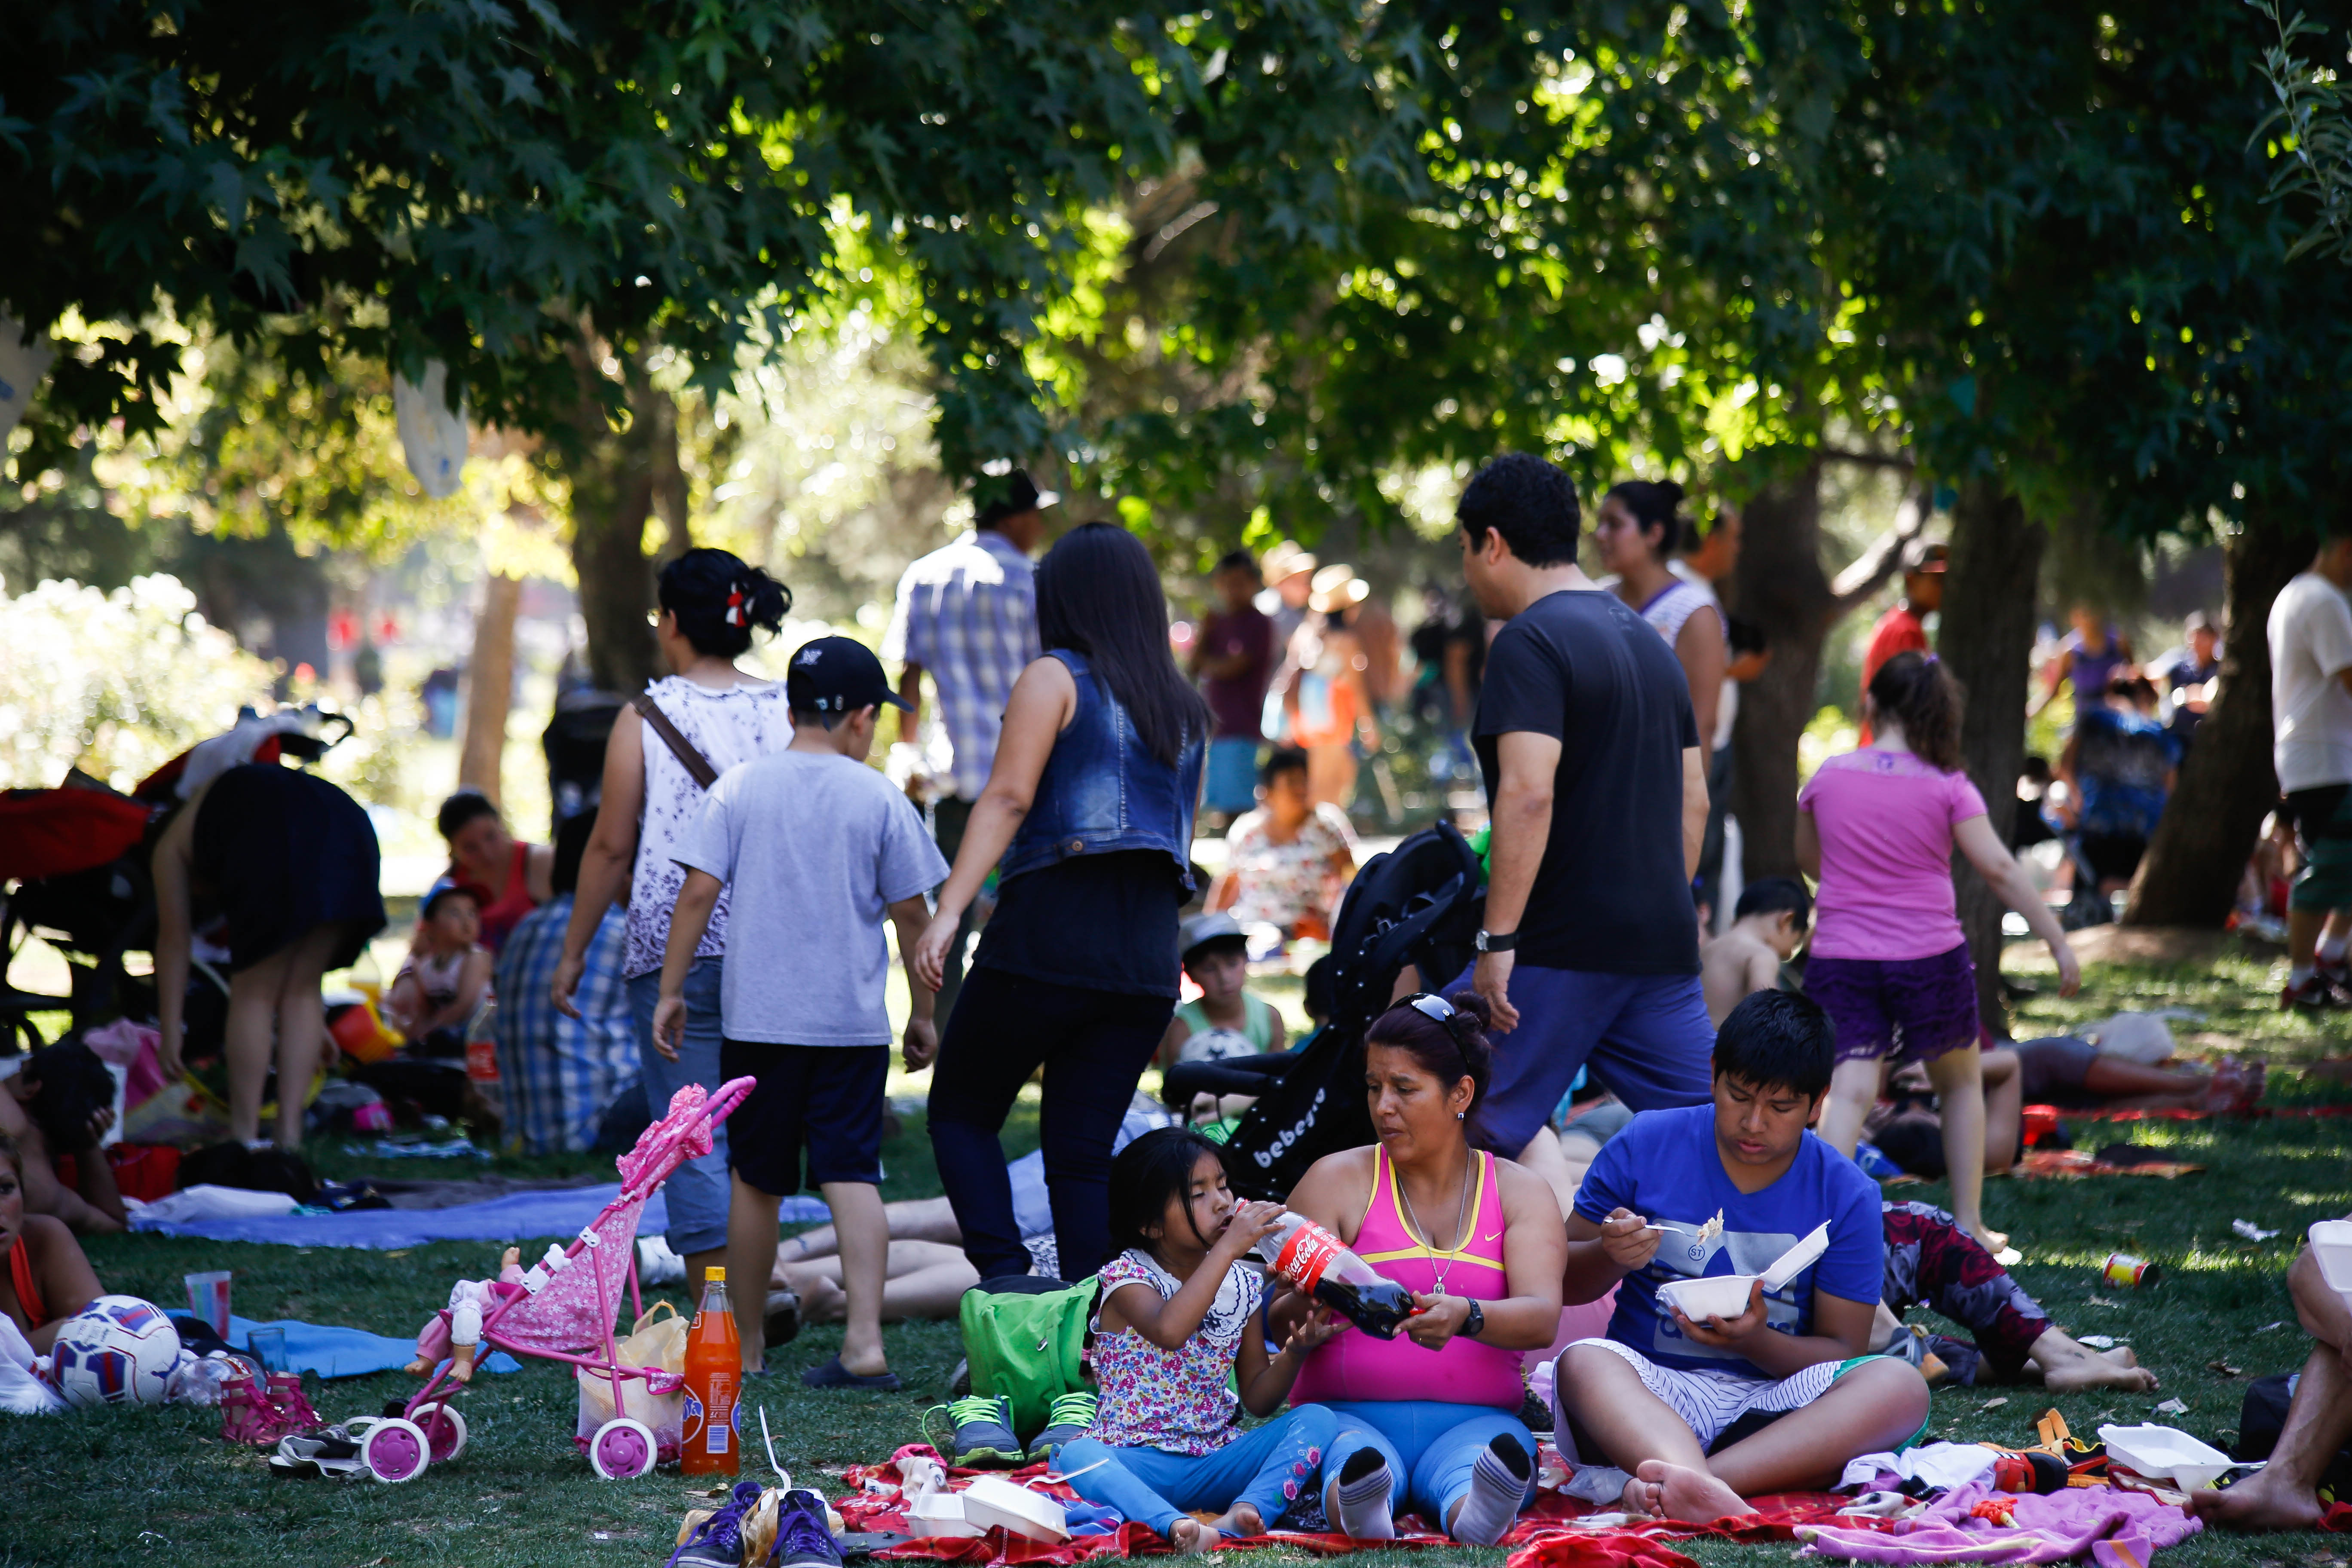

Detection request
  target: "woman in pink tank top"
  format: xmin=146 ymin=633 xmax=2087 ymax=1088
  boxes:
xmin=1277 ymin=990 xmax=1565 ymax=1542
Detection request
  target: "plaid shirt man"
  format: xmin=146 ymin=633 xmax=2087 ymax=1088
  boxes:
xmin=495 ymin=893 xmax=637 ymax=1155
xmin=882 ymin=527 xmax=1040 ymax=799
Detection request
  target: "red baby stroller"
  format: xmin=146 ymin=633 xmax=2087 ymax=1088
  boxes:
xmin=363 ymin=1078 xmax=756 ymax=1483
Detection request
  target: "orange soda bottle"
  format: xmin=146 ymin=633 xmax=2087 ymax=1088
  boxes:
xmin=680 ymin=1266 xmax=741 ymax=1476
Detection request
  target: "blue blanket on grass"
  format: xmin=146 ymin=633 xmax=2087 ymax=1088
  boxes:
xmin=132 ymin=1183 xmax=828 ymax=1249
xmin=225 ymin=1314 xmax=521 ymax=1380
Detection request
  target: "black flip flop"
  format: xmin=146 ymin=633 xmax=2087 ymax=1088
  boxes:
xmin=799 ymin=1356 xmax=902 ymax=1392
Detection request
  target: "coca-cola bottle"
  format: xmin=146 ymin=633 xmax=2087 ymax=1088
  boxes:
xmin=1253 ymin=1213 xmax=1421 ymax=1339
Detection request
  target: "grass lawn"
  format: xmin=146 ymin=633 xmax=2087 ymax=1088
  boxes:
xmin=5 ymin=940 xmax=2349 ymax=1568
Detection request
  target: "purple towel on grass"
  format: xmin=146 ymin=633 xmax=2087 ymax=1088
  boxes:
xmin=1798 ymin=1479 xmax=2200 ymax=1566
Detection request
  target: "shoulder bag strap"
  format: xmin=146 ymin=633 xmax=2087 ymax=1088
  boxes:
xmin=630 ymin=692 xmax=720 ymax=790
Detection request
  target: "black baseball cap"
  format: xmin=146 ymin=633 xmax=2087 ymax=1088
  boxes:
xmin=978 ymin=467 xmax=1060 ymax=527
xmin=786 ymin=636 xmax=913 ymax=716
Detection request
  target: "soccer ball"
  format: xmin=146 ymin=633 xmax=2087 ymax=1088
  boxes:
xmin=47 ymin=1295 xmax=182 ymax=1407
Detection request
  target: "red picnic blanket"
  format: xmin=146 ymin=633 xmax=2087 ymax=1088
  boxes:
xmin=844 ymin=1448 xmax=1889 ymax=1566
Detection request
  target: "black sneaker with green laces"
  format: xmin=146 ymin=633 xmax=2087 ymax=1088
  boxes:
xmin=926 ymin=1394 xmax=1025 ymax=1468
xmin=1027 ymin=1390 xmax=1096 ymax=1464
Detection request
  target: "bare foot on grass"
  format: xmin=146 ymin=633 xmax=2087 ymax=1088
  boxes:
xmin=1167 ymin=1517 xmax=1218 ymax=1553
xmin=1633 ymin=1459 xmax=1749 ymax=1523
xmin=2185 ymin=1467 xmax=2325 ymax=1532
xmin=1210 ymin=1503 xmax=1262 ymax=1540
xmin=2030 ymin=1331 xmax=2159 ymax=1393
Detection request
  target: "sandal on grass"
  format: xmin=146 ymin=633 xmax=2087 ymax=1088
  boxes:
xmin=799 ymin=1356 xmax=902 ymax=1392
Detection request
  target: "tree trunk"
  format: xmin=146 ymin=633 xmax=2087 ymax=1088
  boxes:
xmin=1940 ymin=481 xmax=2045 ymax=1031
xmin=2123 ymin=518 xmax=2307 ymax=925
xmin=565 ymin=345 xmax=683 ymax=694
xmin=1727 ymin=462 xmax=1832 ymax=880
xmin=458 ymin=570 xmax=522 ymax=802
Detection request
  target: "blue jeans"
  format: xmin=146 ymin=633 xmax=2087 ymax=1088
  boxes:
xmin=1061 ymin=1406 xmax=1338 ymax=1540
xmin=1322 ymin=1400 xmax=1533 ymax=1535
xmin=1442 ymin=962 xmax=1715 ymax=1154
xmin=627 ymin=961 xmax=730 ymax=1256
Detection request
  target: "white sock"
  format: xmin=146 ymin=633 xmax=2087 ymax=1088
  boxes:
xmin=1449 ymin=1436 xmax=1532 ymax=1546
xmin=2293 ymin=964 xmax=2317 ymax=987
xmin=1330 ymin=1449 xmax=1395 ymax=1540
xmin=2321 ymin=935 xmax=2348 ymax=964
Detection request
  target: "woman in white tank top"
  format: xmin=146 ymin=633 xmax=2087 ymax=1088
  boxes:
xmin=551 ymin=548 xmax=791 ymax=1281
xmin=1592 ymin=478 xmax=1727 ymax=748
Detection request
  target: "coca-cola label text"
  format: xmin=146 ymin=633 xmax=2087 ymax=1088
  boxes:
xmin=1274 ymin=1221 xmax=1344 ymax=1292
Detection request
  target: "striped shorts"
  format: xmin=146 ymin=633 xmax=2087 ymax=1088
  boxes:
xmin=1562 ymin=1338 xmax=1843 ymax=1450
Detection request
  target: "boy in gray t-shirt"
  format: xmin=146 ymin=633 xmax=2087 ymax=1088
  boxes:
xmin=657 ymin=636 xmax=947 ymax=1391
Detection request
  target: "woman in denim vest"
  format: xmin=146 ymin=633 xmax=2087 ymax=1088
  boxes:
xmin=914 ymin=522 xmax=1208 ymax=1282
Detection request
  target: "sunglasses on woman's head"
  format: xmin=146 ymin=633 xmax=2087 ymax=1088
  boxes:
xmin=1404 ymin=992 xmax=1456 ymax=1023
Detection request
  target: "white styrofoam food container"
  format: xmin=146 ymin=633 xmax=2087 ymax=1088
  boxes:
xmin=906 ymin=1493 xmax=985 ymax=1538
xmin=959 ymin=1476 xmax=1070 ymax=1542
xmin=1657 ymin=1273 xmax=1756 ymax=1320
xmin=2311 ymin=1220 xmax=2352 ymax=1294
xmin=2098 ymin=1424 xmax=2234 ymax=1491
xmin=1657 ymin=1222 xmax=1832 ymax=1323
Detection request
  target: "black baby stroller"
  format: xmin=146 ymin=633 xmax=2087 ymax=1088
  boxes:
xmin=1205 ymin=821 xmax=1484 ymax=1202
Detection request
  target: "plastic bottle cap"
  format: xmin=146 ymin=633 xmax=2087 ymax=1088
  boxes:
xmin=707 ymin=1266 xmax=726 ymax=1281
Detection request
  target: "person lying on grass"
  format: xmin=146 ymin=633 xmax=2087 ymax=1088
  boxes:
xmin=1058 ymin=1129 xmax=1346 ymax=1551
xmin=1554 ymin=989 xmax=1930 ymax=1524
xmin=2188 ymin=1218 xmax=2352 ymax=1533
xmin=1870 ymin=1035 xmax=2264 ymax=1186
xmin=0 ymin=1133 xmax=103 ymax=1354
xmin=1875 ymin=1200 xmax=2156 ymax=1393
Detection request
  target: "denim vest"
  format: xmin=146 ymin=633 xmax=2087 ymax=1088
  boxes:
xmin=1000 ymin=649 xmax=1204 ymax=891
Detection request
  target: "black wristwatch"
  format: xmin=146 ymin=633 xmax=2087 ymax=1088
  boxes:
xmin=1474 ymin=929 xmax=1518 ymax=953
xmin=1462 ymin=1300 xmax=1485 ymax=1339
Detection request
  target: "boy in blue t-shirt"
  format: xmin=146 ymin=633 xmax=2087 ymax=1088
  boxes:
xmin=1553 ymin=990 xmax=1929 ymax=1523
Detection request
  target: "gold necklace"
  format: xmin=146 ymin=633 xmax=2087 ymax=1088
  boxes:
xmin=1396 ymin=1153 xmax=1476 ymax=1297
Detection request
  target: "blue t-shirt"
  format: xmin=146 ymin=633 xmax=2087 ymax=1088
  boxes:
xmin=1573 ymin=1105 xmax=1883 ymax=1376
xmin=2073 ymin=706 xmax=2180 ymax=840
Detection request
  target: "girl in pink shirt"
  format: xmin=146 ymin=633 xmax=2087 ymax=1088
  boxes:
xmin=1796 ymin=653 xmax=2079 ymax=1255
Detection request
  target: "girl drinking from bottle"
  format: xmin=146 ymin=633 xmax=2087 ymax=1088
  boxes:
xmin=1058 ymin=1129 xmax=1344 ymax=1550
xmin=1798 ymin=651 xmax=2081 ymax=1259
xmin=1278 ymin=992 xmax=1566 ymax=1544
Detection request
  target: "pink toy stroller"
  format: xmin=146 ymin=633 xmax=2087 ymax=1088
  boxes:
xmin=357 ymin=1077 xmax=755 ymax=1483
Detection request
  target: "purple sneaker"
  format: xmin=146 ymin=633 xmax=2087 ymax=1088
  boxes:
xmin=770 ymin=1488 xmax=843 ymax=1568
xmin=668 ymin=1480 xmax=764 ymax=1568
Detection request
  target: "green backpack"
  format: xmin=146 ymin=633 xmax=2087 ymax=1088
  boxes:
xmin=958 ymin=1275 xmax=1097 ymax=1439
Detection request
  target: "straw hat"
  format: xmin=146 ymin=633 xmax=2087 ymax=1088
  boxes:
xmin=1309 ymin=564 xmax=1370 ymax=614
xmin=1260 ymin=540 xmax=1317 ymax=585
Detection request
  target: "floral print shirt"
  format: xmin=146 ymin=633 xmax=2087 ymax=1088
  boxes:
xmin=1087 ymin=1249 xmax=1261 ymax=1455
xmin=622 ymin=676 xmax=790 ymax=978
xmin=1224 ymin=803 xmax=1356 ymax=932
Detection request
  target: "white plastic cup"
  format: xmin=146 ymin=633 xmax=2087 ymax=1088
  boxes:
xmin=183 ymin=1270 xmax=232 ymax=1337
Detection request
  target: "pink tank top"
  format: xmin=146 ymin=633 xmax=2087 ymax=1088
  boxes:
xmin=1289 ymin=1146 xmax=1524 ymax=1409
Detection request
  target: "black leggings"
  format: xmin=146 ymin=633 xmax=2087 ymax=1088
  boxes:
xmin=927 ymin=967 xmax=1174 ymax=1281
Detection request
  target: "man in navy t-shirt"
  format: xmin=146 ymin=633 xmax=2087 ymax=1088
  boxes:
xmin=1552 ymin=991 xmax=1929 ymax=1523
xmin=1443 ymin=453 xmax=1716 ymax=1197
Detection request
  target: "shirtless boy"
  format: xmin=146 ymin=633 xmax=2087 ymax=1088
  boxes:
xmin=1700 ymin=878 xmax=1808 ymax=1026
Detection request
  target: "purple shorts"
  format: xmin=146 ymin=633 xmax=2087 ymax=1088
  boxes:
xmin=1804 ymin=943 xmax=1979 ymax=1066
